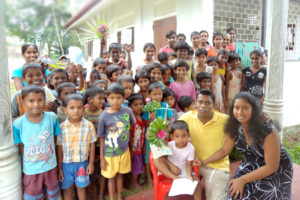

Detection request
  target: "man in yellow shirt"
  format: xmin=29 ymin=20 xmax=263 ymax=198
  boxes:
xmin=179 ymin=89 xmax=229 ymax=200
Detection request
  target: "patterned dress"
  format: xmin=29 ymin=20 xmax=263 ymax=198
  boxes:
xmin=228 ymin=122 xmax=293 ymax=200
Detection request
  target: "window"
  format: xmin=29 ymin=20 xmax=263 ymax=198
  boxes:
xmin=286 ymin=24 xmax=296 ymax=51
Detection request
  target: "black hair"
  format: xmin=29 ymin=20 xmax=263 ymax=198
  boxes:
xmin=207 ymin=56 xmax=219 ymax=65
xmin=228 ymin=53 xmax=241 ymax=63
xmin=173 ymin=59 xmax=190 ymax=71
xmin=188 ymin=47 xmax=194 ymax=54
xmin=217 ymin=49 xmax=229 ymax=57
xmin=163 ymin=88 xmax=175 ymax=100
xmin=143 ymin=43 xmax=156 ymax=52
xmin=93 ymin=57 xmax=107 ymax=67
xmin=162 ymin=64 xmax=172 ymax=73
xmin=195 ymin=48 xmax=208 ymax=57
xmin=135 ymin=70 xmax=151 ymax=82
xmin=22 ymin=63 xmax=44 ymax=78
xmin=57 ymin=82 xmax=76 ymax=96
xmin=103 ymin=50 xmax=109 ymax=55
xmin=199 ymin=30 xmax=209 ymax=37
xmin=117 ymin=75 xmax=135 ymax=85
xmin=64 ymin=93 xmax=84 ymax=107
xmin=225 ymin=92 xmax=278 ymax=145
xmin=21 ymin=84 xmax=45 ymax=100
xmin=147 ymin=81 xmax=162 ymax=93
xmin=178 ymin=96 xmax=194 ymax=112
xmin=166 ymin=30 xmax=176 ymax=39
xmin=85 ymin=86 xmax=105 ymax=102
xmin=146 ymin=62 xmax=163 ymax=74
xmin=158 ymin=52 xmax=169 ymax=62
xmin=121 ymin=50 xmax=126 ymax=55
xmin=177 ymin=33 xmax=186 ymax=40
xmin=168 ymin=52 xmax=177 ymax=58
xmin=226 ymin=27 xmax=236 ymax=34
xmin=21 ymin=43 xmax=39 ymax=54
xmin=212 ymin=32 xmax=224 ymax=46
xmin=196 ymin=72 xmax=212 ymax=83
xmin=190 ymin=31 xmax=200 ymax=39
xmin=91 ymin=68 xmax=101 ymax=80
xmin=250 ymin=49 xmax=263 ymax=58
xmin=128 ymin=93 xmax=143 ymax=107
xmin=198 ymin=89 xmax=215 ymax=103
xmin=59 ymin=55 xmax=68 ymax=60
xmin=107 ymin=82 xmax=125 ymax=97
xmin=173 ymin=40 xmax=190 ymax=52
xmin=106 ymin=65 xmax=122 ymax=79
xmin=92 ymin=79 xmax=107 ymax=87
xmin=170 ymin=120 xmax=189 ymax=135
xmin=109 ymin=43 xmax=122 ymax=52
xmin=49 ymin=69 xmax=69 ymax=81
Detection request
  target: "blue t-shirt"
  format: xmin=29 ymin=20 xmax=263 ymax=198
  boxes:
xmin=13 ymin=111 xmax=61 ymax=175
xmin=142 ymin=102 xmax=173 ymax=121
xmin=97 ymin=106 xmax=135 ymax=157
xmin=11 ymin=65 xmax=50 ymax=86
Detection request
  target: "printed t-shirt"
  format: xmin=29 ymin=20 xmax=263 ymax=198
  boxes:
xmin=130 ymin=116 xmax=146 ymax=155
xmin=97 ymin=106 xmax=136 ymax=157
xmin=13 ymin=111 xmax=61 ymax=175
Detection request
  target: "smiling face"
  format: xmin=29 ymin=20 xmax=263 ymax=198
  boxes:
xmin=199 ymin=78 xmax=211 ymax=89
xmin=22 ymin=46 xmax=39 ymax=63
xmin=233 ymin=98 xmax=252 ymax=125
xmin=64 ymin=99 xmax=84 ymax=122
xmin=229 ymin=30 xmax=236 ymax=42
xmin=167 ymin=34 xmax=177 ymax=48
xmin=250 ymin=53 xmax=262 ymax=68
xmin=191 ymin=34 xmax=200 ymax=47
xmin=144 ymin=46 xmax=155 ymax=61
xmin=50 ymin=72 xmax=68 ymax=90
xmin=200 ymin=32 xmax=208 ymax=44
xmin=149 ymin=87 xmax=163 ymax=102
xmin=223 ymin=35 xmax=230 ymax=48
xmin=137 ymin=77 xmax=150 ymax=92
xmin=176 ymin=49 xmax=188 ymax=59
xmin=175 ymin=66 xmax=187 ymax=80
xmin=110 ymin=48 xmax=121 ymax=63
xmin=23 ymin=67 xmax=44 ymax=86
xmin=22 ymin=92 xmax=45 ymax=116
xmin=150 ymin=67 xmax=162 ymax=81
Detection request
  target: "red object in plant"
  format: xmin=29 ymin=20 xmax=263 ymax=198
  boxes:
xmin=156 ymin=130 xmax=165 ymax=140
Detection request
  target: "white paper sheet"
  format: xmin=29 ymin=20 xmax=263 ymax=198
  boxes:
xmin=168 ymin=178 xmax=198 ymax=196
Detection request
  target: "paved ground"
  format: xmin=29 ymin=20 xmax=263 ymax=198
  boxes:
xmin=125 ymin=162 xmax=300 ymax=200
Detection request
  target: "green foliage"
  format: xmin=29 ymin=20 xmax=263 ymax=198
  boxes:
xmin=142 ymin=100 xmax=160 ymax=113
xmin=147 ymin=117 xmax=167 ymax=148
xmin=283 ymin=135 xmax=300 ymax=165
xmin=4 ymin=0 xmax=83 ymax=59
xmin=229 ymin=147 xmax=244 ymax=162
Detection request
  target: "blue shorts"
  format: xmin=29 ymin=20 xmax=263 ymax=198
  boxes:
xmin=60 ymin=161 xmax=90 ymax=189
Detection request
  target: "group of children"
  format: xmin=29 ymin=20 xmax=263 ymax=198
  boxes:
xmin=12 ymin=27 xmax=267 ymax=200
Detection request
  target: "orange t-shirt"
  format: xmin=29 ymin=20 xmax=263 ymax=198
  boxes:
xmin=207 ymin=49 xmax=218 ymax=57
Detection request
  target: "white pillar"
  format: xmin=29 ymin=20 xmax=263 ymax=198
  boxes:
xmin=0 ymin=1 xmax=22 ymax=199
xmin=263 ymin=0 xmax=289 ymax=139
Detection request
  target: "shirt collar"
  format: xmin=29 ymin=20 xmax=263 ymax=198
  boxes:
xmin=192 ymin=110 xmax=218 ymax=123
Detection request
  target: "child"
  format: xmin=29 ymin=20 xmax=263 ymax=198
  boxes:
xmin=12 ymin=43 xmax=50 ymax=90
xmin=56 ymin=82 xmax=76 ymax=123
xmin=168 ymin=52 xmax=177 ymax=63
xmin=167 ymin=121 xmax=201 ymax=200
xmin=199 ymin=30 xmax=212 ymax=50
xmin=226 ymin=53 xmax=242 ymax=107
xmin=223 ymin=33 xmax=231 ymax=52
xmin=207 ymin=32 xmax=224 ymax=57
xmin=177 ymin=33 xmax=186 ymax=41
xmin=159 ymin=30 xmax=177 ymax=54
xmin=102 ymin=50 xmax=110 ymax=61
xmin=217 ymin=49 xmax=229 ymax=77
xmin=196 ymin=72 xmax=212 ymax=90
xmin=93 ymin=79 xmax=108 ymax=91
xmin=11 ymin=63 xmax=57 ymax=119
xmin=84 ymin=87 xmax=106 ymax=199
xmin=120 ymin=50 xmax=126 ymax=61
xmin=93 ymin=57 xmax=107 ymax=74
xmin=177 ymin=96 xmax=195 ymax=117
xmin=57 ymin=94 xmax=97 ymax=200
xmin=48 ymin=69 xmax=69 ymax=96
xmin=163 ymin=88 xmax=177 ymax=122
xmin=146 ymin=62 xmax=164 ymax=82
xmin=242 ymin=50 xmax=267 ymax=104
xmin=162 ymin=64 xmax=173 ymax=87
xmin=123 ymin=68 xmax=133 ymax=77
xmin=105 ymin=43 xmax=132 ymax=69
xmin=13 ymin=85 xmax=61 ymax=200
xmin=135 ymin=70 xmax=151 ymax=102
xmin=106 ymin=65 xmax=122 ymax=83
xmin=190 ymin=31 xmax=200 ymax=51
xmin=98 ymin=83 xmax=135 ymax=200
xmin=136 ymin=43 xmax=156 ymax=73
xmin=227 ymin=27 xmax=237 ymax=52
xmin=87 ymin=68 xmax=101 ymax=88
xmin=169 ymin=60 xmax=197 ymax=112
xmin=142 ymin=81 xmax=174 ymax=186
xmin=117 ymin=75 xmax=135 ymax=103
xmin=208 ymin=57 xmax=226 ymax=113
xmin=188 ymin=47 xmax=195 ymax=61
xmin=158 ymin=52 xmax=169 ymax=65
xmin=67 ymin=63 xmax=84 ymax=91
xmin=173 ymin=40 xmax=194 ymax=81
xmin=195 ymin=48 xmax=208 ymax=74
xmin=128 ymin=94 xmax=146 ymax=190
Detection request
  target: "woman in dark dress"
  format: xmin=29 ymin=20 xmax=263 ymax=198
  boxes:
xmin=198 ymin=92 xmax=293 ymax=200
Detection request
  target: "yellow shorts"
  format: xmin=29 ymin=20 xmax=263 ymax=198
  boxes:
xmin=101 ymin=148 xmax=131 ymax=178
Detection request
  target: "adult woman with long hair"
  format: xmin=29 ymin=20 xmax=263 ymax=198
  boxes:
xmin=196 ymin=92 xmax=293 ymax=200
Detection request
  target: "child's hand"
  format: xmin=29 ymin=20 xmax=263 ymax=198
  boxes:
xmin=100 ymin=157 xmax=108 ymax=171
xmin=149 ymin=112 xmax=156 ymax=121
xmin=125 ymin=44 xmax=131 ymax=53
xmin=58 ymin=168 xmax=64 ymax=182
xmin=86 ymin=163 xmax=94 ymax=175
xmin=47 ymin=101 xmax=58 ymax=112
